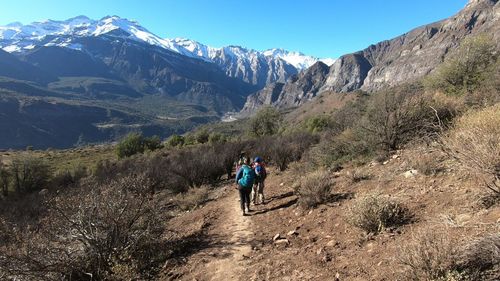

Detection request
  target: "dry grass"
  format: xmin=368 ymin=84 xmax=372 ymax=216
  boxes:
xmin=441 ymin=104 xmax=500 ymax=194
xmin=458 ymin=233 xmax=500 ymax=280
xmin=411 ymin=152 xmax=443 ymax=176
xmin=172 ymin=187 xmax=211 ymax=211
xmin=347 ymin=168 xmax=372 ymax=183
xmin=294 ymin=170 xmax=334 ymax=209
xmin=399 ymin=228 xmax=460 ymax=281
xmin=347 ymin=193 xmax=411 ymax=234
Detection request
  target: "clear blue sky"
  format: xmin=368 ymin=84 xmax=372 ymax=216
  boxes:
xmin=1 ymin=0 xmax=468 ymax=58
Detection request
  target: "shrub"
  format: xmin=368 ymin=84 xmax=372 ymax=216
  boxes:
xmin=0 ymin=163 xmax=9 ymax=197
xmin=304 ymin=115 xmax=331 ymax=133
xmin=51 ymin=163 xmax=88 ymax=188
xmin=0 ymin=175 xmax=168 ymax=280
xmin=195 ymin=129 xmax=210 ymax=144
xmin=248 ymin=106 xmax=283 ymax=137
xmin=265 ymin=133 xmax=319 ymax=171
xmin=411 ymin=152 xmax=443 ymax=176
xmin=309 ymin=129 xmax=371 ymax=168
xmin=458 ymin=233 xmax=500 ymax=280
xmin=208 ymin=133 xmax=227 ymax=144
xmin=116 ymin=132 xmax=145 ymax=158
xmin=441 ymin=104 xmax=500 ymax=194
xmin=295 ymin=170 xmax=333 ymax=209
xmin=166 ymin=134 xmax=185 ymax=147
xmin=348 ymin=168 xmax=372 ymax=183
xmin=172 ymin=187 xmax=210 ymax=211
xmin=347 ymin=193 xmax=410 ymax=234
xmin=116 ymin=133 xmax=162 ymax=158
xmin=360 ymin=84 xmax=439 ymax=151
xmin=144 ymin=135 xmax=163 ymax=151
xmin=10 ymin=154 xmax=51 ymax=193
xmin=398 ymin=228 xmax=460 ymax=281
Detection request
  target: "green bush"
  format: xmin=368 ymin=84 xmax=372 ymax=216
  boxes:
xmin=116 ymin=133 xmax=163 ymax=158
xmin=248 ymin=106 xmax=283 ymax=137
xmin=425 ymin=35 xmax=498 ymax=96
xmin=195 ymin=129 xmax=210 ymax=144
xmin=304 ymin=115 xmax=331 ymax=133
xmin=11 ymin=154 xmax=51 ymax=193
xmin=166 ymin=134 xmax=185 ymax=148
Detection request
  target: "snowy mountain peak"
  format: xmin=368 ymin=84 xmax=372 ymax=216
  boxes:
xmin=263 ymin=48 xmax=335 ymax=70
xmin=0 ymin=15 xmax=335 ymax=73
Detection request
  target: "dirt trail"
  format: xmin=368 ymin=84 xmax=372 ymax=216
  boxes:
xmin=201 ymin=188 xmax=253 ymax=281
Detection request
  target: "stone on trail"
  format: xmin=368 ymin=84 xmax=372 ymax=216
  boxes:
xmin=287 ymin=229 xmax=298 ymax=236
xmin=403 ymin=169 xmax=419 ymax=178
xmin=273 ymin=233 xmax=281 ymax=241
xmin=274 ymin=239 xmax=289 ymax=245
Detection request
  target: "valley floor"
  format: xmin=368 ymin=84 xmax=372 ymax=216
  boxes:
xmin=161 ymin=147 xmax=499 ymax=281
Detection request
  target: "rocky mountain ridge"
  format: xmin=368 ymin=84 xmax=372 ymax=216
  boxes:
xmin=0 ymin=16 xmax=334 ymax=89
xmin=241 ymin=0 xmax=500 ymax=115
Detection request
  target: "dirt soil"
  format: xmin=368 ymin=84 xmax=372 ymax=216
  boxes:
xmin=161 ymin=146 xmax=500 ymax=281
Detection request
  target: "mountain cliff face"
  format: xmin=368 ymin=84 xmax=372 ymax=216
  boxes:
xmin=241 ymin=0 xmax=500 ymax=115
xmin=240 ymin=62 xmax=330 ymax=116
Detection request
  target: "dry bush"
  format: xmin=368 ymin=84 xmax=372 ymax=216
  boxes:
xmin=360 ymin=84 xmax=442 ymax=152
xmin=0 ymin=175 xmax=169 ymax=280
xmin=348 ymin=168 xmax=372 ymax=183
xmin=347 ymin=193 xmax=411 ymax=234
xmin=309 ymin=129 xmax=371 ymax=169
xmin=253 ymin=133 xmax=318 ymax=171
xmin=458 ymin=233 xmax=500 ymax=281
xmin=294 ymin=170 xmax=334 ymax=209
xmin=172 ymin=187 xmax=210 ymax=211
xmin=441 ymin=104 xmax=500 ymax=194
xmin=398 ymin=228 xmax=460 ymax=281
xmin=411 ymin=152 xmax=443 ymax=176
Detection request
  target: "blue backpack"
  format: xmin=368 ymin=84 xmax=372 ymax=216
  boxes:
xmin=238 ymin=165 xmax=255 ymax=189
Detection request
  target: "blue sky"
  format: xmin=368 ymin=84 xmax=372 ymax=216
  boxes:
xmin=1 ymin=0 xmax=468 ymax=58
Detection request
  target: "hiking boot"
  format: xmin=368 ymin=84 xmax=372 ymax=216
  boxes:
xmin=245 ymin=207 xmax=251 ymax=213
xmin=242 ymin=211 xmax=246 ymax=216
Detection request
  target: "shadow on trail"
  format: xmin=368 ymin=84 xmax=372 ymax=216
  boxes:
xmin=267 ymin=191 xmax=294 ymax=201
xmin=251 ymin=197 xmax=298 ymax=215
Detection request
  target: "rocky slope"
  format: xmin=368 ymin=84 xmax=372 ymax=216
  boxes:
xmin=241 ymin=0 xmax=500 ymax=114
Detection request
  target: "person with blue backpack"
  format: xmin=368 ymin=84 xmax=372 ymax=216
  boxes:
xmin=235 ymin=157 xmax=256 ymax=216
xmin=252 ymin=157 xmax=267 ymax=205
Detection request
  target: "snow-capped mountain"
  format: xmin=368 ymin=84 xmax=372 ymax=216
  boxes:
xmin=263 ymin=48 xmax=335 ymax=70
xmin=0 ymin=16 xmax=335 ymax=87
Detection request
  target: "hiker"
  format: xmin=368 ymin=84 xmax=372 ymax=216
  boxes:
xmin=235 ymin=151 xmax=247 ymax=174
xmin=235 ymin=157 xmax=255 ymax=216
xmin=252 ymin=156 xmax=267 ymax=205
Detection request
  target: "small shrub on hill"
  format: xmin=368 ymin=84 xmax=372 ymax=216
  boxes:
xmin=399 ymin=228 xmax=461 ymax=281
xmin=10 ymin=154 xmax=51 ymax=194
xmin=166 ymin=134 xmax=185 ymax=147
xmin=360 ymin=84 xmax=439 ymax=151
xmin=458 ymin=233 xmax=500 ymax=281
xmin=172 ymin=187 xmax=210 ymax=211
xmin=116 ymin=133 xmax=163 ymax=158
xmin=248 ymin=106 xmax=283 ymax=137
xmin=294 ymin=170 xmax=333 ymax=209
xmin=347 ymin=193 xmax=410 ymax=234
